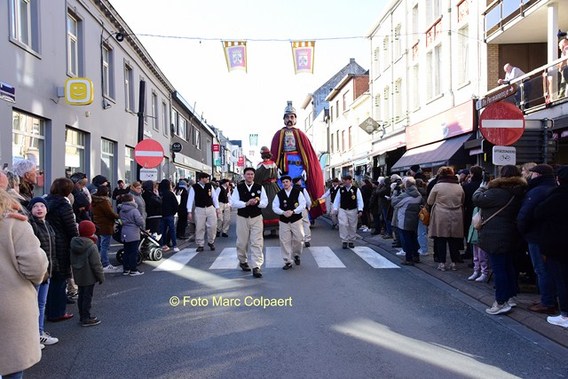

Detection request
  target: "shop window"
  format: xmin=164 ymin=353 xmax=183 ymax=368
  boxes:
xmin=124 ymin=146 xmax=136 ymax=184
xmin=65 ymin=127 xmax=86 ymax=177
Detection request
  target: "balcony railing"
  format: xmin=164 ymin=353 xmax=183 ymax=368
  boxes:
xmin=479 ymin=56 xmax=568 ymax=113
xmin=484 ymin=0 xmax=537 ymax=39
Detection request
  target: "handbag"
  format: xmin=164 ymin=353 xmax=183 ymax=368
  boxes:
xmin=474 ymin=196 xmax=515 ymax=230
xmin=472 ymin=211 xmax=482 ymax=230
xmin=418 ymin=206 xmax=430 ymax=226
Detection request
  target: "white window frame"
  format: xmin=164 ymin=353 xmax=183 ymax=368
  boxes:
xmin=9 ymin=0 xmax=40 ymax=53
xmin=152 ymin=92 xmax=159 ymax=131
xmin=102 ymin=44 xmax=115 ymax=99
xmin=124 ymin=64 xmax=134 ymax=112
xmin=66 ymin=11 xmax=80 ymax=76
xmin=457 ymin=25 xmax=470 ymax=85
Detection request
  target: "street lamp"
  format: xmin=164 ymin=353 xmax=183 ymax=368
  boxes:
xmin=359 ymin=117 xmax=386 ymax=138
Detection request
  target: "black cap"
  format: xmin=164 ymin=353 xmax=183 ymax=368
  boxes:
xmin=529 ymin=164 xmax=554 ymax=177
xmin=410 ymin=165 xmax=420 ymax=172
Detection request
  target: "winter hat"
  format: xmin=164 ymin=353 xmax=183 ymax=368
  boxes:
xmin=529 ymin=164 xmax=554 ymax=177
xmin=78 ymin=220 xmax=96 ymax=238
xmin=28 ymin=196 xmax=48 ymax=212
xmin=177 ymin=180 xmax=187 ymax=189
xmin=410 ymin=165 xmax=420 ymax=173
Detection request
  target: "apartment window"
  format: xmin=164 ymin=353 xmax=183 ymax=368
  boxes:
xmin=179 ymin=117 xmax=187 ymax=140
xmin=342 ymin=91 xmax=350 ymax=111
xmin=171 ymin=109 xmax=179 ymax=136
xmin=330 ymin=132 xmax=334 ymax=153
xmin=152 ymin=92 xmax=159 ymax=131
xmin=65 ymin=127 xmax=86 ymax=176
xmin=348 ymin=126 xmax=352 ymax=150
xmin=411 ymin=65 xmax=420 ymax=110
xmin=383 ymin=36 xmax=390 ymax=66
xmin=124 ymin=64 xmax=134 ymax=111
xmin=412 ymin=5 xmax=419 ymax=43
xmin=427 ymin=45 xmax=442 ymax=99
xmin=330 ymin=105 xmax=334 ymax=122
xmin=383 ymin=86 xmax=390 ymax=123
xmin=195 ymin=128 xmax=201 ymax=149
xmin=66 ymin=11 xmax=82 ymax=76
xmin=124 ymin=147 xmax=136 ymax=184
xmin=457 ymin=25 xmax=469 ymax=85
xmin=426 ymin=0 xmax=441 ymax=25
xmin=102 ymin=44 xmax=115 ymax=98
xmin=335 ymin=100 xmax=339 ymax=117
xmin=9 ymin=0 xmax=40 ymax=53
xmin=336 ymin=131 xmax=339 ymax=152
xmin=12 ymin=110 xmax=45 ymax=196
xmin=394 ymin=25 xmax=402 ymax=59
xmin=341 ymin=130 xmax=345 ymax=152
xmin=373 ymin=46 xmax=381 ymax=73
xmin=101 ymin=139 xmax=116 ymax=186
xmin=394 ymin=79 xmax=402 ymax=122
xmin=162 ymin=102 xmax=168 ymax=134
xmin=374 ymin=94 xmax=381 ymax=121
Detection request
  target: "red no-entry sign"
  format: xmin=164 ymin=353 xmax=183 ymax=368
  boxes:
xmin=479 ymin=101 xmax=525 ymax=146
xmin=134 ymin=139 xmax=164 ymax=168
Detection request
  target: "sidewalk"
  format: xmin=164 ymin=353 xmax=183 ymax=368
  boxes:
xmin=358 ymin=229 xmax=568 ymax=349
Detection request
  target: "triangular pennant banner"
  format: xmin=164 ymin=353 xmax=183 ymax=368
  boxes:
xmin=222 ymin=41 xmax=247 ymax=72
xmin=291 ymin=41 xmax=315 ymax=74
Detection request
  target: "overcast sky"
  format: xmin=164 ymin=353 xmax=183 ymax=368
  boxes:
xmin=110 ymin=0 xmax=388 ymax=159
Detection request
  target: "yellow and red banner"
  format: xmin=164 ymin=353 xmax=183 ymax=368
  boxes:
xmin=222 ymin=41 xmax=247 ymax=72
xmin=291 ymin=41 xmax=315 ymax=74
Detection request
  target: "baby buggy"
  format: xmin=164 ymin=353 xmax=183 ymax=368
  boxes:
xmin=113 ymin=221 xmax=163 ymax=265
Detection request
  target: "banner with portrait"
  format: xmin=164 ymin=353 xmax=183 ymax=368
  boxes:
xmin=291 ymin=41 xmax=315 ymax=74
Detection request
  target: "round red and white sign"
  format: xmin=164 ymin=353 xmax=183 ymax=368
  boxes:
xmin=479 ymin=101 xmax=525 ymax=146
xmin=134 ymin=139 xmax=164 ymax=168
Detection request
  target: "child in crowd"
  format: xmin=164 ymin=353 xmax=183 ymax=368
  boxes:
xmin=467 ymin=207 xmax=489 ymax=282
xmin=70 ymin=220 xmax=104 ymax=326
xmin=27 ymin=197 xmax=59 ymax=347
xmin=119 ymin=193 xmax=145 ymax=276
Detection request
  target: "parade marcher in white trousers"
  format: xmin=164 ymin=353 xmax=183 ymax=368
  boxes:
xmin=215 ymin=179 xmax=232 ymax=237
xmin=231 ymin=168 xmax=268 ymax=278
xmin=293 ymin=177 xmax=312 ymax=247
xmin=333 ymin=175 xmax=364 ymax=249
xmin=186 ymin=172 xmax=219 ymax=252
xmin=273 ymin=175 xmax=306 ymax=270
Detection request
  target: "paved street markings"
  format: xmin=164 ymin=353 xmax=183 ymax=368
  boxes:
xmin=153 ymin=248 xmax=197 ymax=271
xmin=210 ymin=247 xmax=238 ymax=269
xmin=351 ymin=246 xmax=399 ymax=268
xmin=310 ymin=246 xmax=346 ymax=268
xmin=264 ymin=246 xmax=284 ymax=268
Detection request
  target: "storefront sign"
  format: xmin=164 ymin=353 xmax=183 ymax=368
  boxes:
xmin=406 ymin=101 xmax=474 ymax=149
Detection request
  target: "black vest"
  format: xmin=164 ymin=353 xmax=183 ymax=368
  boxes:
xmin=339 ymin=186 xmax=358 ymax=210
xmin=276 ymin=188 xmax=302 ymax=223
xmin=330 ymin=186 xmax=339 ymax=202
xmin=193 ymin=183 xmax=213 ymax=207
xmin=218 ymin=186 xmax=229 ymax=204
xmin=236 ymin=183 xmax=263 ymax=218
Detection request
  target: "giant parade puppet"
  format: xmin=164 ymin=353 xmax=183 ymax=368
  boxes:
xmin=270 ymin=101 xmax=326 ymax=218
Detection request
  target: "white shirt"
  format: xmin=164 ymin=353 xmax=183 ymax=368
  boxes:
xmin=272 ymin=188 xmax=306 ymax=215
xmin=230 ymin=182 xmax=268 ymax=209
xmin=186 ymin=182 xmax=219 ymax=212
xmin=332 ymin=185 xmax=364 ymax=212
xmin=215 ymin=185 xmax=232 ymax=206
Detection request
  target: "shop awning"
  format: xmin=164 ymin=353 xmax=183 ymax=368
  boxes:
xmin=391 ymin=134 xmax=472 ymax=172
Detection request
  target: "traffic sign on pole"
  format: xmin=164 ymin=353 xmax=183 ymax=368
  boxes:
xmin=134 ymin=139 xmax=164 ymax=168
xmin=479 ymin=101 xmax=525 ymax=146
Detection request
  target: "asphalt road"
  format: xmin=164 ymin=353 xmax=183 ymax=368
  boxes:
xmin=27 ymin=218 xmax=568 ymax=379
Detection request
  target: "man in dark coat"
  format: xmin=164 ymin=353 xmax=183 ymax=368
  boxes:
xmin=517 ymin=164 xmax=558 ymax=314
xmin=534 ymin=166 xmax=568 ymax=328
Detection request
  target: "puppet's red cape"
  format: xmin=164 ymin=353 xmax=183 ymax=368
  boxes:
xmin=271 ymin=127 xmax=326 ymax=218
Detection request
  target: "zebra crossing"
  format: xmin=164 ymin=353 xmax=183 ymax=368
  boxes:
xmin=151 ymin=245 xmax=400 ymax=272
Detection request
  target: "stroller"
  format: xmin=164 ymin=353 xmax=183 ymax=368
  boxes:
xmin=113 ymin=221 xmax=163 ymax=265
